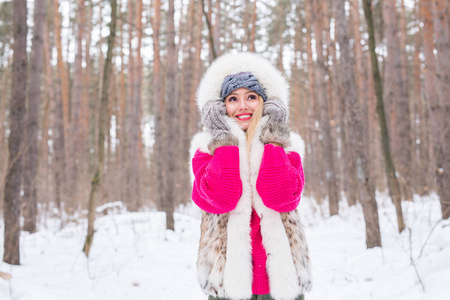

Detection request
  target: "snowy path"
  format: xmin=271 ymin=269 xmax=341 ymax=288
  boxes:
xmin=1 ymin=194 xmax=449 ymax=299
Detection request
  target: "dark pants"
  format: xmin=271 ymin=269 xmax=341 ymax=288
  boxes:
xmin=208 ymin=294 xmax=305 ymax=300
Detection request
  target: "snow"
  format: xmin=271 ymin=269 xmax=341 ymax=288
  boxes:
xmin=1 ymin=193 xmax=449 ymax=300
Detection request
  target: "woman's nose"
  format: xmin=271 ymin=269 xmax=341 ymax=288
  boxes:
xmin=238 ymin=99 xmax=248 ymax=110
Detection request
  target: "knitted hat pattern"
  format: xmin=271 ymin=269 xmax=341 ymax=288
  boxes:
xmin=220 ymin=72 xmax=268 ymax=102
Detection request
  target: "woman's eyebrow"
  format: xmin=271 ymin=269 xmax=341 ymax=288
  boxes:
xmin=228 ymin=91 xmax=256 ymax=96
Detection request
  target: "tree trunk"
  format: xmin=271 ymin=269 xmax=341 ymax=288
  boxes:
xmin=190 ymin=0 xmax=203 ymax=136
xmin=52 ymin=0 xmax=67 ymax=213
xmin=67 ymin=0 xmax=86 ymax=214
xmin=411 ymin=2 xmax=428 ymax=195
xmin=83 ymin=0 xmax=117 ymax=257
xmin=4 ymin=0 xmax=27 ymax=265
xmin=42 ymin=20 xmax=54 ymax=210
xmin=419 ymin=0 xmax=436 ymax=196
xmin=314 ymin=0 xmax=339 ymax=216
xmin=362 ymin=0 xmax=405 ymax=233
xmin=125 ymin=0 xmax=142 ymax=211
xmin=432 ymin=0 xmax=450 ymax=219
xmin=23 ymin=0 xmax=46 ymax=233
xmin=163 ymin=0 xmax=178 ymax=230
xmin=178 ymin=0 xmax=196 ymax=207
xmin=152 ymin=0 xmax=165 ymax=214
xmin=213 ymin=0 xmax=221 ymax=57
xmin=340 ymin=2 xmax=360 ymax=205
xmin=334 ymin=0 xmax=382 ymax=248
xmin=201 ymin=0 xmax=217 ymax=60
xmin=304 ymin=0 xmax=322 ymax=201
xmin=276 ymin=1 xmax=285 ymax=73
xmin=382 ymin=0 xmax=414 ymax=201
xmin=117 ymin=1 xmax=126 ymax=205
xmin=249 ymin=0 xmax=257 ymax=52
xmin=53 ymin=0 xmax=70 ymax=158
xmin=126 ymin=0 xmax=142 ymax=211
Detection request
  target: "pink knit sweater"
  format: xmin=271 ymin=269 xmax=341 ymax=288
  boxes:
xmin=192 ymin=144 xmax=305 ymax=295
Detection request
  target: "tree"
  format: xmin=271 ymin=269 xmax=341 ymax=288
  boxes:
xmin=83 ymin=0 xmax=118 ymax=257
xmin=314 ymin=0 xmax=339 ymax=216
xmin=333 ymin=0 xmax=381 ymax=248
xmin=23 ymin=0 xmax=46 ymax=233
xmin=67 ymin=0 xmax=86 ymax=213
xmin=362 ymin=0 xmax=405 ymax=233
xmin=52 ymin=0 xmax=67 ymax=213
xmin=152 ymin=0 xmax=166 ymax=222
xmin=3 ymin=0 xmax=27 ymax=265
xmin=382 ymin=0 xmax=414 ymax=201
xmin=125 ymin=0 xmax=142 ymax=211
xmin=163 ymin=0 xmax=179 ymax=230
xmin=432 ymin=0 xmax=450 ymax=219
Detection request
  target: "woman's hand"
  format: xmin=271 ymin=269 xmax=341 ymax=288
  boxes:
xmin=260 ymin=98 xmax=291 ymax=148
xmin=263 ymin=97 xmax=288 ymax=124
xmin=201 ymin=100 xmax=239 ymax=153
xmin=201 ymin=100 xmax=229 ymax=138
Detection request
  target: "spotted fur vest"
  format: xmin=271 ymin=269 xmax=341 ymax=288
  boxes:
xmin=189 ymin=115 xmax=312 ymax=300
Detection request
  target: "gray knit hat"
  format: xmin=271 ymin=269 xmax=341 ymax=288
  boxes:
xmin=220 ymin=72 xmax=268 ymax=102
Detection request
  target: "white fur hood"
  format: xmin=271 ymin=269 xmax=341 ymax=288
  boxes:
xmin=196 ymin=52 xmax=290 ymax=111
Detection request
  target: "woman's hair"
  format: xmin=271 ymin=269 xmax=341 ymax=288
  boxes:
xmin=246 ymin=96 xmax=264 ymax=153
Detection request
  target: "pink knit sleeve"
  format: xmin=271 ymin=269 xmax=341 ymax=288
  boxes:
xmin=191 ymin=146 xmax=242 ymax=214
xmin=256 ymin=144 xmax=305 ymax=212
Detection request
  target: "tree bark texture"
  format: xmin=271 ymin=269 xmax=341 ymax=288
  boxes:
xmin=23 ymin=0 xmax=46 ymax=233
xmin=152 ymin=0 xmax=166 ymax=219
xmin=362 ymin=0 xmax=405 ymax=233
xmin=334 ymin=0 xmax=382 ymax=248
xmin=52 ymin=0 xmax=67 ymax=212
xmin=314 ymin=0 xmax=339 ymax=216
xmin=4 ymin=0 xmax=27 ymax=265
xmin=201 ymin=0 xmax=217 ymax=60
xmin=411 ymin=9 xmax=428 ymax=195
xmin=163 ymin=0 xmax=178 ymax=230
xmin=53 ymin=0 xmax=70 ymax=156
xmin=249 ymin=0 xmax=257 ymax=52
xmin=67 ymin=0 xmax=86 ymax=213
xmin=432 ymin=0 xmax=450 ymax=219
xmin=83 ymin=0 xmax=117 ymax=257
xmin=382 ymin=0 xmax=414 ymax=201
xmin=304 ymin=0 xmax=323 ymax=200
xmin=125 ymin=0 xmax=142 ymax=212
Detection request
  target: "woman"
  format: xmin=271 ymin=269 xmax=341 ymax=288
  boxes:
xmin=190 ymin=52 xmax=311 ymax=300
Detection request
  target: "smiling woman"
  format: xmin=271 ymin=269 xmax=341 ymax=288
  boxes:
xmin=224 ymin=88 xmax=261 ymax=130
xmin=189 ymin=52 xmax=311 ymax=300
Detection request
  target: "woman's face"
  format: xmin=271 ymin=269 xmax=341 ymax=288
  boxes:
xmin=225 ymin=87 xmax=260 ymax=131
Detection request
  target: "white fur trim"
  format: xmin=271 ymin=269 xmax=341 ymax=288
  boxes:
xmin=196 ymin=52 xmax=289 ymax=111
xmin=286 ymin=132 xmax=305 ymax=160
xmin=189 ymin=131 xmax=212 ymax=185
xmin=250 ymin=117 xmax=301 ymax=300
xmin=222 ymin=119 xmax=253 ymax=299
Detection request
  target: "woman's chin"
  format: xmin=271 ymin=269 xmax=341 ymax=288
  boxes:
xmin=236 ymin=120 xmax=251 ymax=131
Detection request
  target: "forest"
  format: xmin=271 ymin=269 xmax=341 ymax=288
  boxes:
xmin=0 ymin=0 xmax=449 ymax=282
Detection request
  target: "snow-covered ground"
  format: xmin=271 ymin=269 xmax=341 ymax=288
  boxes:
xmin=1 ymin=192 xmax=449 ymax=300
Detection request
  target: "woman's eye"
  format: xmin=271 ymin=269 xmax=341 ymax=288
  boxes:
xmin=227 ymin=97 xmax=237 ymax=102
xmin=248 ymin=94 xmax=257 ymax=100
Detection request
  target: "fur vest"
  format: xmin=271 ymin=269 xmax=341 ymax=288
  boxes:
xmin=190 ymin=52 xmax=312 ymax=300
